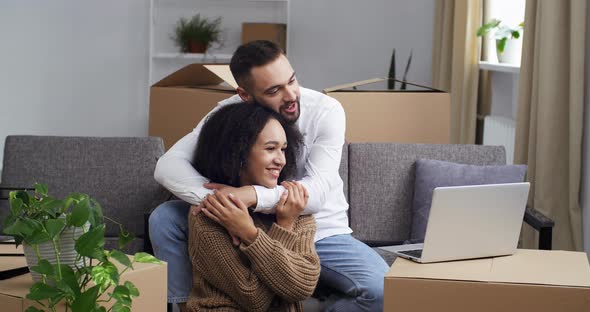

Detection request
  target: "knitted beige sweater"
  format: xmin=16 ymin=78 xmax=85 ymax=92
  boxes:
xmin=187 ymin=212 xmax=320 ymax=312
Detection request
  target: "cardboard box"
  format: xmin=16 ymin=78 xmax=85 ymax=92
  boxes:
xmin=324 ymin=78 xmax=450 ymax=143
xmin=149 ymin=64 xmax=238 ymax=150
xmin=0 ymin=244 xmax=167 ymax=311
xmin=384 ymin=249 xmax=590 ymax=312
xmin=242 ymin=23 xmax=287 ymax=52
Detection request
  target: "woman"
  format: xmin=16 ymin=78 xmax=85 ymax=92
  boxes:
xmin=186 ymin=103 xmax=320 ymax=312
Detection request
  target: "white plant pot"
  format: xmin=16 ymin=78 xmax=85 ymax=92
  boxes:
xmin=23 ymin=225 xmax=88 ymax=283
xmin=496 ymin=37 xmax=522 ymax=65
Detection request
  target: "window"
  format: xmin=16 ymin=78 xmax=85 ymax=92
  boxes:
xmin=478 ymin=0 xmax=526 ymax=163
xmin=482 ymin=0 xmax=525 ymax=65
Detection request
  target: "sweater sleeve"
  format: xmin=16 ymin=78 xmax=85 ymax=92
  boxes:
xmin=188 ymin=215 xmax=275 ymax=312
xmin=239 ymin=215 xmax=320 ymax=302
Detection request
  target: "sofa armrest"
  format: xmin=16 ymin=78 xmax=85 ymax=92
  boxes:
xmin=523 ymin=206 xmax=554 ymax=250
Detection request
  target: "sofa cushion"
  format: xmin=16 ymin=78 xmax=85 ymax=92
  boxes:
xmin=1 ymin=136 xmax=171 ymax=253
xmin=411 ymin=159 xmax=527 ymax=240
xmin=348 ymin=143 xmax=507 ymax=244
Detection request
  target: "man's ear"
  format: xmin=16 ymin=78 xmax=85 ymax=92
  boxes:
xmin=236 ymin=87 xmax=253 ymax=103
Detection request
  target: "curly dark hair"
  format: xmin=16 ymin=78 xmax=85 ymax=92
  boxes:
xmin=193 ymin=102 xmax=303 ymax=187
xmin=230 ymin=40 xmax=283 ymax=90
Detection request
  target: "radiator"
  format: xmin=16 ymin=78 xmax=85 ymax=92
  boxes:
xmin=483 ymin=116 xmax=516 ymax=164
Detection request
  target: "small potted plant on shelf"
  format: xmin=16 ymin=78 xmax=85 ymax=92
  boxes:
xmin=171 ymin=13 xmax=223 ymax=53
xmin=2 ymin=183 xmax=162 ymax=312
xmin=477 ymin=19 xmax=524 ymax=65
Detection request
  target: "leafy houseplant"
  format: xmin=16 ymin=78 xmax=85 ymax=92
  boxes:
xmin=171 ymin=13 xmax=223 ymax=53
xmin=2 ymin=184 xmax=161 ymax=312
xmin=477 ymin=19 xmax=524 ymax=64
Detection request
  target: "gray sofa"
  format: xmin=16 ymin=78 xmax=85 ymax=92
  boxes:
xmin=1 ymin=136 xmax=554 ymax=312
xmin=337 ymin=143 xmax=553 ymax=266
xmin=1 ymin=136 xmax=553 ymax=260
xmin=0 ymin=135 xmax=170 ymax=253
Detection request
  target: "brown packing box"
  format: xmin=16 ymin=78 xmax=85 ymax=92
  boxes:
xmin=324 ymin=78 xmax=451 ymax=143
xmin=149 ymin=64 xmax=238 ymax=150
xmin=242 ymin=23 xmax=287 ymax=52
xmin=0 ymin=244 xmax=167 ymax=311
xmin=384 ymin=249 xmax=590 ymax=312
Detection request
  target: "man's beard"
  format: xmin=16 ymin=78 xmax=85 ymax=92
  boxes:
xmin=279 ymin=97 xmax=301 ymax=124
xmin=252 ymin=95 xmax=301 ymax=124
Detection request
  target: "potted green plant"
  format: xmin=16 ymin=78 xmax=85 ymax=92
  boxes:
xmin=477 ymin=19 xmax=524 ymax=64
xmin=171 ymin=14 xmax=223 ymax=53
xmin=2 ymin=183 xmax=162 ymax=312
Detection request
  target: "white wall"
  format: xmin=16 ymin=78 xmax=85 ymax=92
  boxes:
xmin=0 ymin=0 xmax=439 ymax=175
xmin=489 ymin=73 xmax=519 ymax=119
xmin=0 ymin=1 xmax=150 ymax=174
xmin=287 ymin=0 xmax=435 ymax=91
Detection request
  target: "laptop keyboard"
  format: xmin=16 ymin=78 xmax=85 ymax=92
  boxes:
xmin=399 ymin=249 xmax=423 ymax=258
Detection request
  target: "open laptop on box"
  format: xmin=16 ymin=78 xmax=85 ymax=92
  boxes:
xmin=383 ymin=182 xmax=530 ymax=263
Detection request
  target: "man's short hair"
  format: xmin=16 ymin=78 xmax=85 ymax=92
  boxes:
xmin=230 ymin=40 xmax=284 ymax=90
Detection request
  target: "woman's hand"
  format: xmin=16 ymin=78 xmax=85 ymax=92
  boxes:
xmin=202 ymin=190 xmax=259 ymax=245
xmin=275 ymin=181 xmax=308 ymax=230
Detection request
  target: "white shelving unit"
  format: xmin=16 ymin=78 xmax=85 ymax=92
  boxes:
xmin=153 ymin=52 xmax=233 ymax=62
xmin=148 ymin=0 xmax=288 ymax=85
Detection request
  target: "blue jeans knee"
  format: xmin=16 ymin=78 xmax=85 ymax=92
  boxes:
xmin=149 ymin=200 xmax=192 ymax=303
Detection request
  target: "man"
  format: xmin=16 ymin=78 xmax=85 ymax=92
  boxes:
xmin=150 ymin=40 xmax=389 ymax=311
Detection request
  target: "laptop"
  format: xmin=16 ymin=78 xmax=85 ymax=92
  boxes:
xmin=384 ymin=182 xmax=530 ymax=263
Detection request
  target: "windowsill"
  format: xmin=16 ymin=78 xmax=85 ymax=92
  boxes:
xmin=479 ymin=61 xmax=520 ymax=74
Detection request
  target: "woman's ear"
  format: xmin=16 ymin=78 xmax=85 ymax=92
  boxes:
xmin=236 ymin=87 xmax=253 ymax=103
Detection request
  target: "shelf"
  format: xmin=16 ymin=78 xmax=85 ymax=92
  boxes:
xmin=153 ymin=52 xmax=232 ymax=63
xmin=479 ymin=61 xmax=520 ymax=74
xmin=154 ymin=0 xmax=287 ymax=5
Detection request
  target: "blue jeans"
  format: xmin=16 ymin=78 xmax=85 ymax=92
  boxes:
xmin=315 ymin=234 xmax=389 ymax=311
xmin=149 ymin=200 xmax=389 ymax=310
xmin=149 ymin=200 xmax=192 ymax=303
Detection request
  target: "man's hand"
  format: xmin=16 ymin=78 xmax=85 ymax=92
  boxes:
xmin=201 ymin=190 xmax=259 ymax=245
xmin=275 ymin=181 xmax=308 ymax=230
xmin=205 ymin=183 xmax=257 ymax=208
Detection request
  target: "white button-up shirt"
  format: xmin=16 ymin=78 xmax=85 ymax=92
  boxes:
xmin=154 ymin=87 xmax=352 ymax=241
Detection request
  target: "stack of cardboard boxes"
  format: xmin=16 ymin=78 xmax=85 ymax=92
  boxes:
xmin=384 ymin=249 xmax=590 ymax=312
xmin=149 ymin=65 xmax=451 ymax=149
xmin=324 ymin=78 xmax=450 ymax=143
xmin=149 ymin=64 xmax=238 ymax=150
xmin=0 ymin=244 xmax=167 ymax=311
